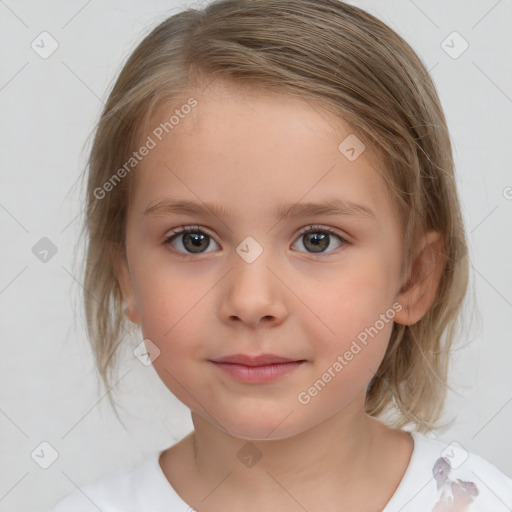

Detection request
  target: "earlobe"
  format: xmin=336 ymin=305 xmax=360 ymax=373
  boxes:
xmin=113 ymin=252 xmax=141 ymax=325
xmin=394 ymin=230 xmax=445 ymax=326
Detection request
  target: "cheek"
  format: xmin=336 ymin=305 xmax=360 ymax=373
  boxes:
xmin=140 ymin=300 xmax=206 ymax=408
xmin=132 ymin=254 xmax=208 ymax=333
xmin=132 ymin=277 xmax=206 ymax=373
xmin=297 ymin=255 xmax=398 ymax=394
xmin=306 ymin=256 xmax=397 ymax=339
xmin=296 ymin=313 xmax=394 ymax=414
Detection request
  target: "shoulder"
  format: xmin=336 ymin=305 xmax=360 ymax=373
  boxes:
xmin=394 ymin=431 xmax=512 ymax=511
xmin=46 ymin=450 xmax=188 ymax=512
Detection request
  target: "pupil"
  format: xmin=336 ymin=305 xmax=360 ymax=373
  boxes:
xmin=305 ymin=233 xmax=328 ymax=252
xmin=185 ymin=233 xmax=207 ymax=252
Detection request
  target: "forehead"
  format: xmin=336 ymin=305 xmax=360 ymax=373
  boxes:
xmin=129 ymin=81 xmax=393 ymax=223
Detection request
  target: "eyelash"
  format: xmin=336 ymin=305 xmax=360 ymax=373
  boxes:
xmin=163 ymin=224 xmax=348 ymax=256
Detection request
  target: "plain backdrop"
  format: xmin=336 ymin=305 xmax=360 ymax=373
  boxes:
xmin=0 ymin=1 xmax=511 ymax=511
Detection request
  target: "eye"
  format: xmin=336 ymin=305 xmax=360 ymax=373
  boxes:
xmin=291 ymin=225 xmax=347 ymax=254
xmin=164 ymin=225 xmax=219 ymax=255
xmin=164 ymin=224 xmax=348 ymax=256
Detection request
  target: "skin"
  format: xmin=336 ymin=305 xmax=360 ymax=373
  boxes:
xmin=115 ymin=80 xmax=445 ymax=511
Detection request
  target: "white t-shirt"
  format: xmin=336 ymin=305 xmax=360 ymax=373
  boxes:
xmin=47 ymin=431 xmax=512 ymax=511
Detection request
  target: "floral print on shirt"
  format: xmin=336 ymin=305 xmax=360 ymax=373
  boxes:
xmin=431 ymin=456 xmax=479 ymax=511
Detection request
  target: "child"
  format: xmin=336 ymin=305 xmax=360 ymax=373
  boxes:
xmin=49 ymin=0 xmax=511 ymax=511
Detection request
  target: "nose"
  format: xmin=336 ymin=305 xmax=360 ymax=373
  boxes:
xmin=218 ymin=249 xmax=289 ymax=329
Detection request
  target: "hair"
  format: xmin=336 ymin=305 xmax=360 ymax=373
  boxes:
xmin=78 ymin=0 xmax=470 ymax=432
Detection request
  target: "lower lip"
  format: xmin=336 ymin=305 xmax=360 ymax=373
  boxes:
xmin=211 ymin=361 xmax=305 ymax=383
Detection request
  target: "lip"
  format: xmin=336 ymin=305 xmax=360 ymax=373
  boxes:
xmin=211 ymin=353 xmax=301 ymax=366
xmin=209 ymin=354 xmax=306 ymax=384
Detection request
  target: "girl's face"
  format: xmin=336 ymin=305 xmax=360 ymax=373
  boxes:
xmin=117 ymin=81 xmax=410 ymax=440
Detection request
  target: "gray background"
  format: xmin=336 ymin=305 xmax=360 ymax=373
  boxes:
xmin=0 ymin=1 xmax=511 ymax=511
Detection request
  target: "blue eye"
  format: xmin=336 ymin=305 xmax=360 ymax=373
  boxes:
xmin=164 ymin=224 xmax=347 ymax=256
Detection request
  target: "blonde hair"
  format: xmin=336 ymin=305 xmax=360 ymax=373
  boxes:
xmin=79 ymin=0 xmax=470 ymax=432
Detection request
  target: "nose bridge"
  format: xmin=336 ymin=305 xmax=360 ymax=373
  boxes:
xmin=219 ymin=235 xmax=287 ymax=325
xmin=231 ymin=234 xmax=277 ymax=298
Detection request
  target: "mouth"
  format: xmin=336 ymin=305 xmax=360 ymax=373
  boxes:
xmin=208 ymin=353 xmax=307 ymax=384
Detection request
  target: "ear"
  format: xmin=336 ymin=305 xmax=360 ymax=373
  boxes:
xmin=112 ymin=249 xmax=141 ymax=325
xmin=394 ymin=230 xmax=445 ymax=326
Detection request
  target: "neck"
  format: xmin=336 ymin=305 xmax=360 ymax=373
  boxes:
xmin=189 ymin=400 xmax=385 ymax=502
xmin=160 ymin=398 xmax=414 ymax=511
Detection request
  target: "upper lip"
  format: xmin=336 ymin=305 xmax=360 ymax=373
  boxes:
xmin=210 ymin=354 xmax=304 ymax=366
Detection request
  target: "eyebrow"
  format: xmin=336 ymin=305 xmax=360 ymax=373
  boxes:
xmin=143 ymin=197 xmax=376 ymax=222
